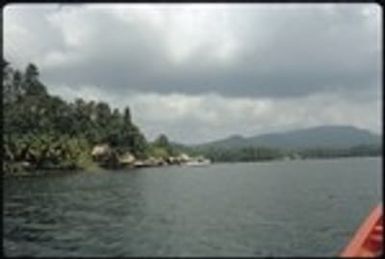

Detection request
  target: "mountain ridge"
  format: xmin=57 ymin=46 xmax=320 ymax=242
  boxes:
xmin=187 ymin=125 xmax=381 ymax=150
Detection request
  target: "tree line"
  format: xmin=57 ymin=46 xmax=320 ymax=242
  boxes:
xmin=3 ymin=60 xmax=176 ymax=174
xmin=175 ymin=144 xmax=382 ymax=163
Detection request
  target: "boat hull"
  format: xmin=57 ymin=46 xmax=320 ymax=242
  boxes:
xmin=340 ymin=204 xmax=383 ymax=257
xmin=184 ymin=161 xmax=211 ymax=166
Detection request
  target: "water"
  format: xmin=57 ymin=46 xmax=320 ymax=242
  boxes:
xmin=3 ymin=157 xmax=382 ymax=257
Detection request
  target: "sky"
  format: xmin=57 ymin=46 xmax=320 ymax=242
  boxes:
xmin=3 ymin=3 xmax=382 ymax=144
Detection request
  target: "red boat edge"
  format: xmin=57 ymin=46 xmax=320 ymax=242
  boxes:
xmin=340 ymin=204 xmax=383 ymax=257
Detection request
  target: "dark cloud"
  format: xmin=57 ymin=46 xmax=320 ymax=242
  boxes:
xmin=4 ymin=4 xmax=381 ymax=142
xmin=5 ymin=4 xmax=381 ymax=99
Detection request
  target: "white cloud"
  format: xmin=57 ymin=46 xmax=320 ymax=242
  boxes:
xmin=111 ymin=4 xmax=241 ymax=64
xmin=46 ymin=7 xmax=95 ymax=48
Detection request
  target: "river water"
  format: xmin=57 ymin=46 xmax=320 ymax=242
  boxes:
xmin=3 ymin=157 xmax=382 ymax=257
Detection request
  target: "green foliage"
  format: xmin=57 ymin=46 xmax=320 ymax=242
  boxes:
xmin=150 ymin=134 xmax=179 ymax=157
xmin=192 ymin=146 xmax=284 ymax=162
xmin=148 ymin=146 xmax=169 ymax=159
xmin=3 ymin=60 xmax=151 ymax=174
xmin=298 ymin=144 xmax=382 ymax=159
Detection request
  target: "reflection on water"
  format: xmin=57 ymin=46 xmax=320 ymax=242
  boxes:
xmin=3 ymin=157 xmax=382 ymax=256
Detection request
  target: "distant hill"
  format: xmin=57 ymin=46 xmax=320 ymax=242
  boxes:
xmin=190 ymin=125 xmax=382 ymax=151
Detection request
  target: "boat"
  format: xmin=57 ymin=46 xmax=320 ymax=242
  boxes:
xmin=184 ymin=159 xmax=211 ymax=166
xmin=340 ymin=204 xmax=383 ymax=257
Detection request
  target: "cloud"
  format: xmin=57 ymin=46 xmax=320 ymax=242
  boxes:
xmin=3 ymin=3 xmax=382 ymax=142
xmin=4 ymin=4 xmax=381 ymax=97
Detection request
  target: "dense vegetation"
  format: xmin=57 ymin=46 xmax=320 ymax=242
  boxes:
xmin=175 ymin=143 xmax=382 ymax=163
xmin=297 ymin=144 xmax=382 ymax=159
xmin=3 ymin=60 xmax=176 ymax=175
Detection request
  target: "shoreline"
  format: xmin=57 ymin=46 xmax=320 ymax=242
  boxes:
xmin=4 ymin=155 xmax=381 ymax=177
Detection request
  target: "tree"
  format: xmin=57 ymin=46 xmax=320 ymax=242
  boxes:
xmin=13 ymin=70 xmax=23 ymax=98
xmin=123 ymin=107 xmax=131 ymax=124
xmin=3 ymin=59 xmax=14 ymax=104
xmin=23 ymin=63 xmax=47 ymax=96
xmin=154 ymin=134 xmax=169 ymax=147
xmin=152 ymin=134 xmax=176 ymax=156
xmin=95 ymin=101 xmax=111 ymax=126
xmin=3 ymin=60 xmax=155 ymax=173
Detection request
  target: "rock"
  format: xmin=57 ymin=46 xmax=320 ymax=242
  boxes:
xmin=178 ymin=153 xmax=190 ymax=162
xmin=133 ymin=160 xmax=146 ymax=168
xmin=91 ymin=144 xmax=111 ymax=158
xmin=119 ymin=152 xmax=136 ymax=165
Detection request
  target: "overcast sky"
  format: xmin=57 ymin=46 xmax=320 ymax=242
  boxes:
xmin=4 ymin=3 xmax=382 ymax=144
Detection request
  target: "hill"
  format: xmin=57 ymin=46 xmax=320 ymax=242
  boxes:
xmin=191 ymin=125 xmax=381 ymax=151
